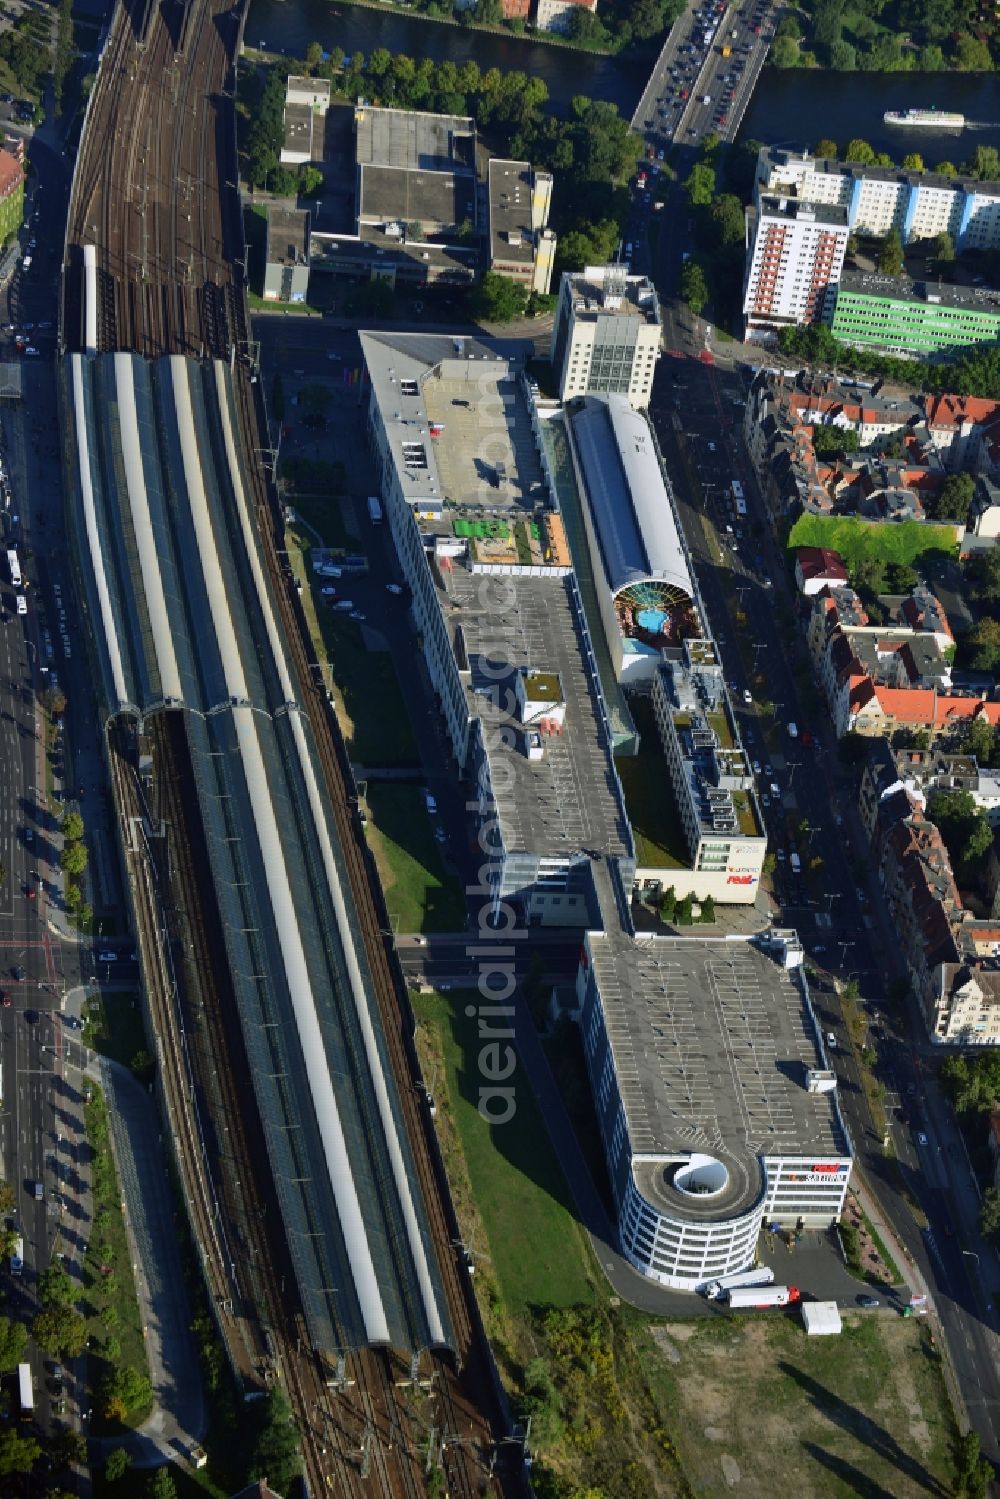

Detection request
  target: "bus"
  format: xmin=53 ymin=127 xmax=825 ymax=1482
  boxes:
xmin=732 ymin=480 xmax=747 ymax=516
xmin=6 ymin=548 xmax=20 ymax=588
xmin=16 ymin=1362 xmax=32 ymax=1416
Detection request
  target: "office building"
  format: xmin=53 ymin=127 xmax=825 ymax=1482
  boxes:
xmin=828 ymin=271 xmax=1000 ymax=359
xmin=486 ymin=159 xmax=556 ymax=295
xmin=262 ymin=207 xmax=310 ymax=303
xmin=551 ymin=265 xmax=661 ymax=409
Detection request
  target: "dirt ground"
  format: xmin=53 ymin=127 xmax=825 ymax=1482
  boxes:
xmin=643 ymin=1312 xmax=958 ymax=1497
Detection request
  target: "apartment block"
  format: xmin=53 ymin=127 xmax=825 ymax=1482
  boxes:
xmin=743 ymin=196 xmax=849 ymax=335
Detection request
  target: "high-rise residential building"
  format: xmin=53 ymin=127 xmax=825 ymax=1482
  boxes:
xmin=743 ymin=196 xmax=849 ymax=335
xmin=551 ymin=265 xmax=661 ymax=409
xmin=755 ymin=147 xmax=1000 ymax=253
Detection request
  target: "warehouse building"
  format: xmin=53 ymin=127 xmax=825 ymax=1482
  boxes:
xmin=576 ymin=931 xmax=852 ymax=1290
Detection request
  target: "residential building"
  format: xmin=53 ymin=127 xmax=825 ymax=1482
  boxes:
xmin=0 ymin=149 xmax=23 ymax=247
xmin=755 ymin=148 xmax=1000 ymax=253
xmin=988 ymin=1110 xmax=1000 ymax=1188
xmin=742 ymin=196 xmax=849 ymax=336
xmin=828 ymin=272 xmax=1000 ymax=360
xmin=486 ymin=159 xmax=556 ymax=295
xmin=795 ymin=546 xmax=848 ymax=595
xmin=551 ymin=265 xmax=661 ymax=410
xmin=877 ymin=790 xmax=962 ymax=1008
xmin=645 ymin=641 xmax=767 ymax=904
xmin=262 ymin=207 xmax=310 ymax=303
xmin=535 ymin=0 xmax=597 ymax=32
xmin=576 ymin=930 xmax=852 ymax=1290
xmin=564 ymin=394 xmax=702 ymax=684
xmin=499 ymin=0 xmax=531 ymax=15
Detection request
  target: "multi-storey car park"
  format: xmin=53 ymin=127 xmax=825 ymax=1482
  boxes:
xmin=58 ymin=0 xmax=511 ymax=1492
xmin=576 ymin=931 xmax=852 ymax=1289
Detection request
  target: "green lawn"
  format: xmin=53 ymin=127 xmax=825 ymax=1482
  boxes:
xmin=787 ymin=514 xmax=959 ymax=570
xmin=82 ymin=989 xmax=148 ymax=1076
xmin=364 ymin=784 xmax=465 ymax=933
xmin=643 ymin=1313 xmax=958 ymax=1499
xmin=282 ymin=469 xmax=358 ymax=549
xmin=615 ymin=754 xmax=687 ymax=868
xmin=412 ymin=990 xmax=599 ymax=1322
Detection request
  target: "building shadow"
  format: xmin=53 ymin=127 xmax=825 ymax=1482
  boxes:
xmin=779 ymin=1362 xmax=948 ymax=1497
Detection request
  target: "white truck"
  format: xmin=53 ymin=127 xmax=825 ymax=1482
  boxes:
xmin=10 ymin=1236 xmax=23 ymax=1275
xmin=725 ymin=1284 xmax=801 ymax=1309
xmin=367 ymin=495 xmax=383 ymax=525
xmin=790 ymin=851 xmax=802 ymax=874
xmin=702 ymin=1266 xmax=774 ymax=1300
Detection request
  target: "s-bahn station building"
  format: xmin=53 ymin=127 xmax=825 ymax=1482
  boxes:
xmin=576 ymin=931 xmax=852 ymax=1289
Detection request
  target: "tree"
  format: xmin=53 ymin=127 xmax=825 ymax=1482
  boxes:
xmin=352 ymin=278 xmax=395 ymax=318
xmin=106 ymin=1448 xmax=133 ymax=1483
xmin=968 ymin=617 xmax=1000 ymax=672
xmin=299 ymin=164 xmax=324 ymax=197
xmin=770 ymin=34 xmax=800 ymax=67
xmin=956 ymin=1428 xmax=995 ymax=1499
xmin=0 ymin=1180 xmax=14 ymax=1215
xmin=775 ymin=12 xmax=802 ymax=37
xmin=659 ymin=885 xmax=677 ymax=923
xmin=927 ymin=787 xmax=993 ymax=883
xmin=472 ymin=271 xmax=528 ymax=323
xmin=811 ymin=425 xmax=859 ymax=458
xmin=37 ymin=1262 xmax=77 ymax=1308
xmin=0 ymin=1317 xmax=26 ymax=1373
xmin=100 ymin=1364 xmax=152 ymax=1419
xmin=700 ymin=894 xmax=715 ymax=923
xmin=685 ymin=160 xmax=716 ymax=205
xmin=33 ymin=1305 xmax=87 ymax=1359
xmin=877 ymin=227 xmax=904 ymax=276
xmin=828 ymin=39 xmax=857 ymax=69
xmin=247 ymin=1391 xmax=303 ymax=1496
xmin=901 ymin=152 xmax=925 ymax=172
xmin=963 ymin=145 xmax=1000 ymax=183
xmin=935 ymin=160 xmax=958 ymax=177
xmin=814 ymin=138 xmax=838 ymax=158
xmin=147 ymin=1468 xmax=178 ymax=1499
xmin=954 ymin=31 xmax=992 ymax=70
xmin=932 ymin=230 xmax=956 ymax=267
xmin=980 ymin=1187 xmax=1000 ymax=1243
xmin=927 ymin=471 xmax=974 ymax=523
xmin=50 ymin=1428 xmax=87 ymax=1469
xmin=884 ymin=561 xmax=918 ymax=593
xmin=304 ymin=40 xmax=323 ymax=72
xmin=0 ymin=1428 xmax=40 ymax=1476
xmin=60 ymin=841 xmax=88 ymax=877
xmin=843 ymin=138 xmax=876 ymax=165
xmin=681 ymin=259 xmax=709 ymax=315
xmin=61 ymin=811 xmax=84 ymax=842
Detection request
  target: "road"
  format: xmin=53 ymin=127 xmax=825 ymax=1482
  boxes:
xmin=647 ymin=345 xmax=1000 ymax=1460
xmin=631 ymin=0 xmax=775 ymax=150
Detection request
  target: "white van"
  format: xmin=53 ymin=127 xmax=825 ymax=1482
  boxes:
xmin=15 ymin=594 xmax=25 ymax=616
xmin=787 ymin=721 xmax=798 ymax=738
xmin=10 ymin=1236 xmax=23 ymax=1274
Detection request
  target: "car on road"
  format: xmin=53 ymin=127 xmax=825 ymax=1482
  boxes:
xmin=319 ymin=586 xmax=338 ymax=597
xmin=63 ymin=1015 xmax=81 ymax=1029
xmin=97 ymin=950 xmax=117 ymax=963
xmin=32 ymin=1181 xmax=43 ymax=1200
xmin=742 ymin=688 xmax=752 ymax=704
xmin=826 ymin=1032 xmax=837 ymax=1048
xmin=0 ymin=993 xmax=7 ymax=1009
xmin=434 ymin=827 xmax=447 ymax=843
xmin=752 ymin=760 xmax=761 ymax=774
xmin=22 ymin=827 xmax=33 ymax=844
xmin=11 ymin=966 xmax=25 ymax=981
xmin=857 ymin=1295 xmax=880 ymax=1308
xmin=334 ymin=600 xmax=354 ymax=612
xmin=385 ymin=583 xmax=404 ymax=595
xmin=349 ymin=610 xmax=366 ymax=621
xmin=915 ymin=1131 xmax=929 ymax=1146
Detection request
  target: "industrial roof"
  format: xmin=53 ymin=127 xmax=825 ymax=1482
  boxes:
xmin=266 ymin=206 xmax=310 ymax=269
xmin=567 ymin=395 xmax=697 ymax=604
xmin=355 ymin=104 xmax=476 ymax=175
xmin=62 ymin=350 xmax=452 ymax=1359
xmin=586 ymin=933 xmax=851 ymax=1221
xmin=487 ymin=159 xmax=537 ymax=268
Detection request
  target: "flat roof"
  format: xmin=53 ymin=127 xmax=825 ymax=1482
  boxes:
xmin=837 ymin=269 xmax=1000 ymax=315
xmin=287 ymin=75 xmax=330 ymax=101
xmin=312 ymin=230 xmax=477 ymax=280
xmin=587 ymin=934 xmax=850 ymax=1220
xmin=487 ymin=159 xmax=536 ymax=268
xmin=355 ymin=105 xmax=476 ymax=174
xmin=761 ymin=145 xmax=1000 ymax=199
xmin=282 ymin=103 xmax=313 ymax=159
xmin=564 ymin=265 xmax=661 ymax=326
xmin=266 ymin=207 xmax=309 ymax=268
xmin=360 ymin=330 xmax=548 ymax=514
xmin=359 ymin=164 xmax=474 ymax=231
xmin=449 ymin=568 xmax=630 ymax=860
xmin=758 ymin=194 xmax=849 ymax=228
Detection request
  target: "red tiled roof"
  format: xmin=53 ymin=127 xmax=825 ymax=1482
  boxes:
xmin=0 ymin=148 xmax=23 ymax=200
xmin=796 ymin=546 xmax=848 ymax=581
xmin=874 ymin=689 xmax=1000 ymax=727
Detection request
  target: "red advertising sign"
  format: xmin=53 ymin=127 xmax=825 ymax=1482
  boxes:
xmin=810 ymin=1163 xmax=847 ymax=1174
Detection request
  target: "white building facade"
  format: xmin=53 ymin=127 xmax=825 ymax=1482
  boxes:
xmin=743 ymin=196 xmax=850 ymax=335
xmin=551 ymin=265 xmax=661 ymax=410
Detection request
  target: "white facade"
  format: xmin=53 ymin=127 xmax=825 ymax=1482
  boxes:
xmin=535 ymin=0 xmax=596 ymax=31
xmin=744 ymin=197 xmax=849 ymax=334
xmin=552 ymin=267 xmax=661 ymax=410
xmin=757 ymin=148 xmax=1000 ymax=252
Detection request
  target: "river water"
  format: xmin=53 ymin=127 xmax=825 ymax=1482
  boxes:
xmin=244 ymin=0 xmax=650 ymax=110
xmin=244 ymin=0 xmax=1000 ymax=143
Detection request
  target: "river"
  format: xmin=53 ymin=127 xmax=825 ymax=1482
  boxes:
xmin=244 ymin=0 xmax=1000 ymax=146
xmin=739 ymin=70 xmax=1000 ymax=158
xmin=244 ymin=0 xmax=650 ymax=111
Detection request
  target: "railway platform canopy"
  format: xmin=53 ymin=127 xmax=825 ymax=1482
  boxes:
xmin=60 ymin=348 xmax=454 ymax=1361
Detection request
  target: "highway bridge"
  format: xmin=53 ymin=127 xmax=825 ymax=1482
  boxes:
xmin=59 ymin=0 xmax=515 ymax=1492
